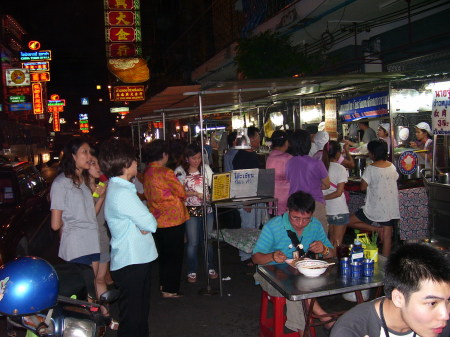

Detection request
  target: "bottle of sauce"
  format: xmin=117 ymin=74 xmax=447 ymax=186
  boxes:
xmin=350 ymin=240 xmax=364 ymax=263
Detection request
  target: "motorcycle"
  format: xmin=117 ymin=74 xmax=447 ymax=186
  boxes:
xmin=6 ymin=290 xmax=119 ymax=337
xmin=0 ymin=257 xmax=119 ymax=337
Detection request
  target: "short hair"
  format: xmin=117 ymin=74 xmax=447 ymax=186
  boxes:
xmin=290 ymin=129 xmax=311 ymax=156
xmin=247 ymin=126 xmax=260 ymax=139
xmin=287 ymin=191 xmax=315 ymax=214
xmin=98 ymin=139 xmax=136 ymax=178
xmin=367 ymin=139 xmax=388 ymax=161
xmin=141 ymin=139 xmax=168 ymax=163
xmin=358 ymin=120 xmax=369 ymax=127
xmin=384 ymin=244 xmax=450 ymax=301
xmin=227 ymin=131 xmax=238 ymax=148
xmin=270 ymin=130 xmax=288 ymax=148
xmin=305 ymin=125 xmax=318 ymax=135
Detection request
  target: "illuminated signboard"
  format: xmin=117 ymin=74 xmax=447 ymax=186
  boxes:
xmin=106 ymin=11 xmax=136 ymax=26
xmin=30 ymin=72 xmax=50 ymax=82
xmin=53 ymin=111 xmax=60 ymax=132
xmin=48 ymin=99 xmax=66 ymax=106
xmin=32 ymin=83 xmax=44 ymax=114
xmin=79 ymin=113 xmax=89 ymax=120
xmin=20 ymin=50 xmax=52 ymax=61
xmin=8 ymin=95 xmax=26 ymax=103
xmin=9 ymin=103 xmax=32 ymax=111
xmin=110 ymin=107 xmax=129 ymax=114
xmin=7 ymin=86 xmax=31 ymax=95
xmin=113 ymin=85 xmax=145 ymax=101
xmin=28 ymin=41 xmax=41 ymax=50
xmin=106 ymin=0 xmax=139 ymax=10
xmin=5 ymin=69 xmax=31 ymax=87
xmin=22 ymin=61 xmax=50 ymax=72
xmin=48 ymin=106 xmax=64 ymax=113
xmin=107 ymin=27 xmax=139 ymax=42
xmin=81 ymin=97 xmax=89 ymax=105
xmin=107 ymin=43 xmax=140 ymax=57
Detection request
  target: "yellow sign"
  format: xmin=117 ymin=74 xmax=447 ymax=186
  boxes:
xmin=211 ymin=173 xmax=231 ymax=201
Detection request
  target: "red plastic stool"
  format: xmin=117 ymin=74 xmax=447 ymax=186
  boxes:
xmin=259 ymin=290 xmax=316 ymax=337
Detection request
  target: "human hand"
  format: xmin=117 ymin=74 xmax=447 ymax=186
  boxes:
xmin=272 ymin=250 xmax=287 ymax=263
xmin=409 ymin=141 xmax=418 ymax=149
xmin=309 ymin=241 xmax=325 ymax=254
xmin=95 ymin=183 xmax=107 ymax=198
xmin=140 ymin=230 xmax=149 ymax=235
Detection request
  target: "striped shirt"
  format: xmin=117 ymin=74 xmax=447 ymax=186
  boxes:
xmin=253 ymin=213 xmax=332 ymax=264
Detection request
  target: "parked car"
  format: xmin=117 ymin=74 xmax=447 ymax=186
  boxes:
xmin=0 ymin=161 xmax=52 ymax=266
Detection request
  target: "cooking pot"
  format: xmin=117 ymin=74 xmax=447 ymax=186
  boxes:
xmin=437 ymin=172 xmax=450 ymax=184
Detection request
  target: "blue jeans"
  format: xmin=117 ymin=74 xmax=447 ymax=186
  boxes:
xmin=186 ymin=213 xmax=215 ymax=274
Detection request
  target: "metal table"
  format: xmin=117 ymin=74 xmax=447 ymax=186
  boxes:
xmin=257 ymin=257 xmax=386 ymax=336
xmin=212 ymin=197 xmax=278 ymax=296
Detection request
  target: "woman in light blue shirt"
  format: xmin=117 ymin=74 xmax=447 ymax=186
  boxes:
xmin=99 ymin=140 xmax=158 ymax=337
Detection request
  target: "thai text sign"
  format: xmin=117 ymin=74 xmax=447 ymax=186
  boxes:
xmin=431 ymin=81 xmax=450 ymax=135
xmin=20 ymin=50 xmax=52 ymax=61
xmin=339 ymin=91 xmax=388 ymax=122
xmin=113 ymin=85 xmax=145 ymax=101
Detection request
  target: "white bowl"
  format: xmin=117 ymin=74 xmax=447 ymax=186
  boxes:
xmin=295 ymin=259 xmax=329 ymax=278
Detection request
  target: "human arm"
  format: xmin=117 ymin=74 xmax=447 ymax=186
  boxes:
xmin=309 ymin=240 xmax=335 ymax=258
xmin=324 ymin=182 xmax=345 ymax=200
xmin=360 ymin=178 xmax=368 ymax=191
xmin=340 ymin=142 xmax=355 ymax=169
xmin=321 ymin=176 xmax=330 ymax=190
xmin=51 ymin=209 xmax=63 ymax=231
xmin=252 ymin=250 xmax=286 ymax=265
xmin=166 ymin=169 xmax=187 ymax=200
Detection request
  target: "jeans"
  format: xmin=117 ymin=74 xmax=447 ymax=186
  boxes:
xmin=186 ymin=212 xmax=215 ymax=274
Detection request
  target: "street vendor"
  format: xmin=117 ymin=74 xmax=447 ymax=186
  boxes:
xmin=252 ymin=191 xmax=335 ymax=335
xmin=347 ymin=120 xmax=377 ymax=147
xmin=377 ymin=123 xmax=397 ymax=154
xmin=409 ymin=122 xmax=433 ymax=169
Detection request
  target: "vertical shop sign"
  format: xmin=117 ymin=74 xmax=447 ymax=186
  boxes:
xmin=431 ymin=81 xmax=450 ymax=135
xmin=324 ymin=99 xmax=337 ymax=139
xmin=53 ymin=111 xmax=61 ymax=132
xmin=32 ymin=83 xmax=43 ymax=114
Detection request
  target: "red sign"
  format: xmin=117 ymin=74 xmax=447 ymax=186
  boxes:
xmin=48 ymin=106 xmax=64 ymax=113
xmin=107 ymin=27 xmax=136 ymax=42
xmin=106 ymin=0 xmax=136 ymax=10
xmin=28 ymin=41 xmax=41 ymax=50
xmin=32 ymin=83 xmax=43 ymax=114
xmin=22 ymin=61 xmax=50 ymax=72
xmin=107 ymin=11 xmax=136 ymax=26
xmin=108 ymin=43 xmax=138 ymax=57
xmin=113 ymin=85 xmax=145 ymax=101
xmin=30 ymin=72 xmax=50 ymax=82
xmin=7 ymin=86 xmax=31 ymax=95
xmin=53 ymin=111 xmax=60 ymax=132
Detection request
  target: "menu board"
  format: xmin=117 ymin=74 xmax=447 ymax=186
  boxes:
xmin=211 ymin=173 xmax=231 ymax=201
xmin=229 ymin=169 xmax=259 ymax=199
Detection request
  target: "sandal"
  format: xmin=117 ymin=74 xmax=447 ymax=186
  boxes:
xmin=187 ymin=273 xmax=197 ymax=283
xmin=208 ymin=269 xmax=218 ymax=279
xmin=161 ymin=291 xmax=184 ymax=298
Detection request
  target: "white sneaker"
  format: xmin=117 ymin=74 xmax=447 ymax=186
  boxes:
xmin=208 ymin=269 xmax=218 ymax=279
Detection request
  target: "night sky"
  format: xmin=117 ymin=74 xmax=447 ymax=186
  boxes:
xmin=1 ymin=1 xmax=129 ymax=138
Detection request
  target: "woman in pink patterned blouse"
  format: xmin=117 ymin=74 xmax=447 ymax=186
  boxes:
xmin=143 ymin=139 xmax=189 ymax=298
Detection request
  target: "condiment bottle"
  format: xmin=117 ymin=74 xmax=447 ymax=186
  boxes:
xmin=350 ymin=240 xmax=364 ymax=263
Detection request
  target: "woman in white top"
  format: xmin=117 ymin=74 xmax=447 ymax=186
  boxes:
xmin=377 ymin=123 xmax=397 ymax=155
xmin=174 ymin=143 xmax=217 ymax=283
xmin=323 ymin=141 xmax=350 ymax=248
xmin=347 ymin=140 xmax=400 ymax=256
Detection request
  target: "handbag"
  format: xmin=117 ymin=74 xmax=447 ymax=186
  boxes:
xmin=329 ymin=182 xmax=350 ymax=203
xmin=186 ymin=205 xmax=203 ymax=217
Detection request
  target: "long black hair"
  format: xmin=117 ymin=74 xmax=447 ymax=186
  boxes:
xmin=59 ymin=137 xmax=89 ymax=186
xmin=290 ymin=129 xmax=311 ymax=156
xmin=181 ymin=143 xmax=203 ymax=175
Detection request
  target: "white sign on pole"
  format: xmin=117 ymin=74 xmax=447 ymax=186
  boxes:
xmin=431 ymin=81 xmax=450 ymax=135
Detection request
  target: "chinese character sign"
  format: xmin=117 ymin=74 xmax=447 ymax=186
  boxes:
xmin=32 ymin=83 xmax=43 ymax=114
xmin=432 ymin=81 xmax=450 ymax=135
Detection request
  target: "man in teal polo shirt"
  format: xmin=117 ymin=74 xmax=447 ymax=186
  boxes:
xmin=252 ymin=191 xmax=336 ymax=335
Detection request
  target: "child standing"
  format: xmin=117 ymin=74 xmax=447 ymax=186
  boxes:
xmin=348 ymin=139 xmax=400 ymax=256
xmin=322 ymin=141 xmax=350 ymax=248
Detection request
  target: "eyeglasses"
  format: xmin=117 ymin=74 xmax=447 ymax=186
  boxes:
xmin=288 ymin=213 xmax=312 ymax=224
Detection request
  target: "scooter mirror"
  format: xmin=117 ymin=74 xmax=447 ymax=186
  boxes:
xmin=99 ymin=289 xmax=120 ymax=304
